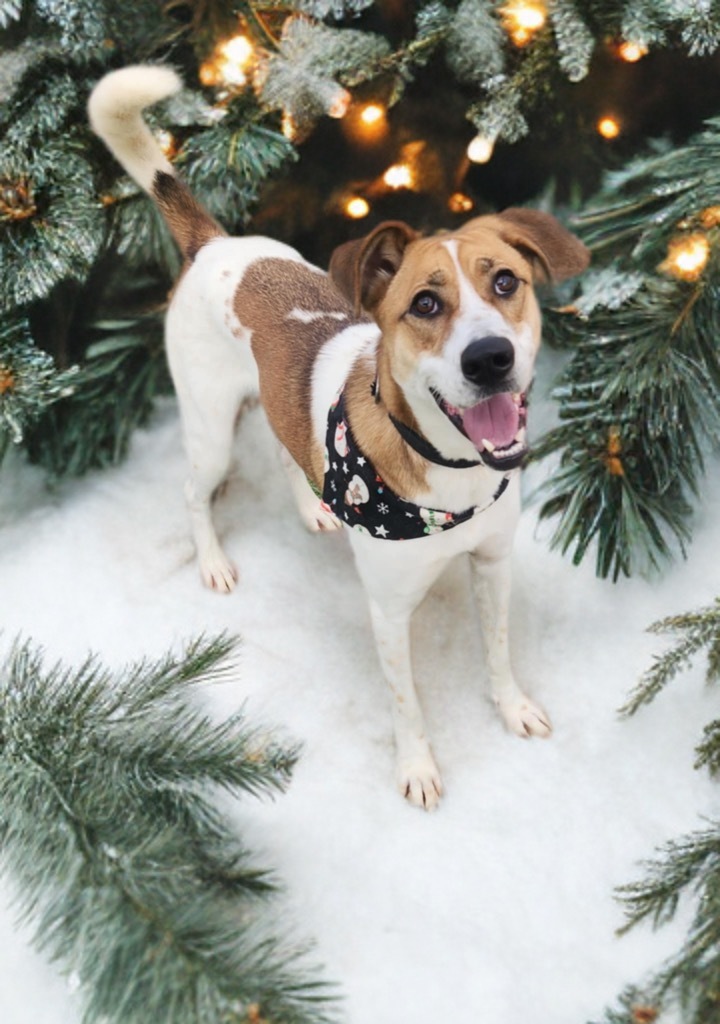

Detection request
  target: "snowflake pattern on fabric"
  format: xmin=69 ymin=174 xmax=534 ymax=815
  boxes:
xmin=321 ymin=389 xmax=509 ymax=540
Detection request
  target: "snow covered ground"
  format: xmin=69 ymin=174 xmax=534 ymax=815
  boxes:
xmin=0 ymin=348 xmax=717 ymax=1024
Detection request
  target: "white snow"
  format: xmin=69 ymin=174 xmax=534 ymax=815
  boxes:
xmin=0 ymin=347 xmax=717 ymax=1024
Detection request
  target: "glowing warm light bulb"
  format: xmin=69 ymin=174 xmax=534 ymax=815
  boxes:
xmin=200 ymin=33 xmax=254 ymax=88
xmin=597 ymin=115 xmax=621 ymax=139
xmin=198 ymin=63 xmax=217 ymax=87
xmin=344 ymin=196 xmax=370 ymax=219
xmin=618 ymin=40 xmax=648 ymax=62
xmin=466 ymin=134 xmax=495 ymax=164
xmin=501 ymin=1 xmax=546 ymax=46
xmin=448 ymin=192 xmax=474 ymax=213
xmin=360 ymin=103 xmax=384 ymax=126
xmin=383 ymin=163 xmax=413 ymax=189
xmin=220 ymin=34 xmax=253 ymax=66
xmin=662 ymin=234 xmax=710 ymax=280
xmin=343 ymin=101 xmax=388 ymax=145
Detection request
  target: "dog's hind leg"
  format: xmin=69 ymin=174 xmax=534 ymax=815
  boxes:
xmin=181 ymin=408 xmax=239 ymax=593
xmin=166 ymin=293 xmax=257 ymax=594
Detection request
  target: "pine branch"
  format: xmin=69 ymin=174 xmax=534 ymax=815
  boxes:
xmin=23 ymin=308 xmax=172 ymax=478
xmin=587 ymin=985 xmax=663 ymax=1024
xmin=534 ymin=118 xmax=720 ymax=578
xmin=0 ymin=138 xmax=106 ymax=309
xmin=0 ymin=635 xmax=337 ymax=1024
xmin=0 ymin=315 xmax=77 ymax=462
xmin=611 ymin=824 xmax=720 ymax=1024
xmin=594 ymin=597 xmax=720 ymax=1023
xmin=0 ymin=0 xmax=21 ymax=29
xmin=179 ymin=93 xmax=297 ymax=228
xmin=620 ymin=599 xmax=720 ymax=716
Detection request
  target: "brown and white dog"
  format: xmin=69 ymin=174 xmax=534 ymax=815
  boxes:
xmin=89 ymin=66 xmax=589 ymax=810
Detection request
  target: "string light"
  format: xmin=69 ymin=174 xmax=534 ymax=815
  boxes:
xmin=597 ymin=115 xmax=621 ymax=139
xmin=383 ymin=163 xmax=414 ymax=190
xmin=500 ymin=1 xmax=547 ymax=47
xmin=448 ymin=192 xmax=474 ymax=213
xmin=360 ymin=104 xmax=384 ymax=127
xmin=344 ymin=196 xmax=370 ymax=219
xmin=343 ymin=101 xmax=388 ymax=144
xmin=466 ymin=134 xmax=495 ymax=164
xmin=661 ymin=233 xmax=710 ymax=281
xmin=199 ymin=33 xmax=254 ymax=88
xmin=617 ymin=40 xmax=648 ymax=63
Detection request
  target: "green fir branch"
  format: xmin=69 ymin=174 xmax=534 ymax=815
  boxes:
xmin=620 ymin=598 xmax=720 ymax=716
xmin=34 ymin=0 xmax=111 ymax=55
xmin=535 ymin=223 xmax=720 ymax=579
xmin=568 ymin=116 xmax=720 ymax=263
xmin=0 ymin=0 xmax=21 ymax=28
xmin=0 ymin=316 xmax=77 ymax=462
xmin=23 ymin=309 xmax=172 ymax=477
xmin=696 ymin=717 xmax=720 ymax=775
xmin=587 ymin=985 xmax=663 ymax=1024
xmin=0 ymin=635 xmax=337 ymax=1024
xmin=179 ymin=96 xmax=296 ymax=228
xmin=595 ymin=595 xmax=720 ymax=1023
xmin=612 ymin=824 xmax=720 ymax=1024
xmin=0 ymin=139 xmax=106 ymax=309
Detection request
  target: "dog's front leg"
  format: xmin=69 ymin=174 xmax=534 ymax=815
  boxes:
xmin=367 ymin=598 xmax=443 ymax=810
xmin=470 ymin=552 xmax=552 ymax=739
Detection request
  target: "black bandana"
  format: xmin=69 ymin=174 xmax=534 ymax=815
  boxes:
xmin=320 ymin=389 xmax=509 ymax=541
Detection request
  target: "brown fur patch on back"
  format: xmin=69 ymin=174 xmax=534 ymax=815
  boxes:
xmin=153 ymin=171 xmax=225 ymax=261
xmin=235 ymin=258 xmax=363 ymax=484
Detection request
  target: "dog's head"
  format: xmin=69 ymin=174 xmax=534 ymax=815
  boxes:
xmin=329 ymin=208 xmax=588 ymax=470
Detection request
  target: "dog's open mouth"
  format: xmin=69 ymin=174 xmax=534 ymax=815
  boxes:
xmin=431 ymin=389 xmax=528 ymax=470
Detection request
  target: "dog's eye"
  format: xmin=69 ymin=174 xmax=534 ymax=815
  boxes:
xmin=410 ymin=291 xmax=442 ymax=317
xmin=493 ymin=270 xmax=519 ymax=297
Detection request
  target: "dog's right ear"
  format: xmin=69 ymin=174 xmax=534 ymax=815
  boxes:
xmin=329 ymin=221 xmax=418 ymax=316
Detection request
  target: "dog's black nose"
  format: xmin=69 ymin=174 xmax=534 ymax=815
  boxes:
xmin=461 ymin=336 xmax=515 ymax=386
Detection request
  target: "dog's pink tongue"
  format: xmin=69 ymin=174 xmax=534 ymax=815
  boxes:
xmin=462 ymin=393 xmax=519 ymax=450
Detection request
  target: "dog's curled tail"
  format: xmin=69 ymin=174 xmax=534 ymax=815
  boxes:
xmin=88 ymin=65 xmax=225 ymax=261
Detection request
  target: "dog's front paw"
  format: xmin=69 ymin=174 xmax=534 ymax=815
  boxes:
xmin=299 ymin=497 xmax=344 ymax=536
xmin=396 ymin=755 xmax=444 ymax=811
xmin=199 ymin=550 xmax=238 ymax=594
xmin=300 ymin=502 xmax=342 ymax=534
xmin=496 ymin=696 xmax=552 ymax=739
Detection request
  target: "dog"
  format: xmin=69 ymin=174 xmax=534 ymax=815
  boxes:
xmin=89 ymin=66 xmax=589 ymax=810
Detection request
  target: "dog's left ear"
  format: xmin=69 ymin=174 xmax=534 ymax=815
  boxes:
xmin=493 ymin=207 xmax=590 ymax=283
xmin=329 ymin=221 xmax=418 ymax=316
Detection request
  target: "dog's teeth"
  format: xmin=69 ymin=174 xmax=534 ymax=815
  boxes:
xmin=482 ymin=438 xmax=496 ymax=453
xmin=512 ymin=392 xmax=522 ymax=405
